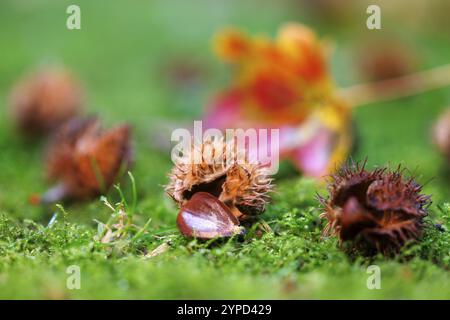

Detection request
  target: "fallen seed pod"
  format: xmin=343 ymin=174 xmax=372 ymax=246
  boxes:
xmin=166 ymin=137 xmax=273 ymax=221
xmin=9 ymin=67 xmax=83 ymax=136
xmin=177 ymin=192 xmax=244 ymax=239
xmin=319 ymin=161 xmax=431 ymax=255
xmin=41 ymin=116 xmax=132 ymax=203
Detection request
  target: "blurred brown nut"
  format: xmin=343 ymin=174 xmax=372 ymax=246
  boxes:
xmin=9 ymin=67 xmax=83 ymax=136
xmin=357 ymin=41 xmax=417 ymax=82
xmin=433 ymin=108 xmax=450 ymax=161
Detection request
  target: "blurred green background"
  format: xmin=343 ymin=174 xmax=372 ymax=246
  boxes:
xmin=0 ymin=0 xmax=449 ymax=299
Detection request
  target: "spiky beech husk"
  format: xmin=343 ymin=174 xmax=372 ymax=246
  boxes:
xmin=9 ymin=67 xmax=83 ymax=136
xmin=42 ymin=116 xmax=132 ymax=203
xmin=165 ymin=137 xmax=273 ymax=220
xmin=319 ymin=161 xmax=431 ymax=255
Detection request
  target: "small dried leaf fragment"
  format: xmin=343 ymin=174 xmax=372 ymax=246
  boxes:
xmin=144 ymin=242 xmax=171 ymax=259
xmin=177 ymin=192 xmax=244 ymax=239
xmin=9 ymin=67 xmax=83 ymax=136
xmin=319 ymin=161 xmax=431 ymax=255
xmin=42 ymin=117 xmax=132 ymax=203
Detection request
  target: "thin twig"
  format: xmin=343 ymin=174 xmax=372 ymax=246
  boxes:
xmin=339 ymin=64 xmax=450 ymax=107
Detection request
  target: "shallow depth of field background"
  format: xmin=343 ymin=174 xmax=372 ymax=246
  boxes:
xmin=0 ymin=0 xmax=449 ymax=299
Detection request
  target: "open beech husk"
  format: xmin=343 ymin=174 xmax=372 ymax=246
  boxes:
xmin=9 ymin=67 xmax=83 ymax=136
xmin=165 ymin=137 xmax=273 ymax=221
xmin=42 ymin=117 xmax=132 ymax=203
xmin=319 ymin=161 xmax=431 ymax=255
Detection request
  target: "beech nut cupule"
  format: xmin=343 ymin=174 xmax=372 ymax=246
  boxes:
xmin=319 ymin=161 xmax=431 ymax=255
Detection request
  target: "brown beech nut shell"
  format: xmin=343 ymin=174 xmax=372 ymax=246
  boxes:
xmin=166 ymin=137 xmax=273 ymax=221
xmin=177 ymin=192 xmax=244 ymax=239
xmin=319 ymin=161 xmax=431 ymax=255
xmin=42 ymin=116 xmax=133 ymax=203
xmin=9 ymin=67 xmax=83 ymax=136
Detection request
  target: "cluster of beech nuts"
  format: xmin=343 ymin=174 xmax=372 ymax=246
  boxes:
xmin=9 ymin=66 xmax=132 ymax=203
xmin=9 ymin=65 xmax=447 ymax=257
xmin=165 ymin=146 xmax=433 ymax=256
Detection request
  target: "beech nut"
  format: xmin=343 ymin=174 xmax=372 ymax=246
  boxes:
xmin=177 ymin=192 xmax=245 ymax=239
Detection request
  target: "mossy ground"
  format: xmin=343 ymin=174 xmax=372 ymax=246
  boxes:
xmin=0 ymin=0 xmax=449 ymax=299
